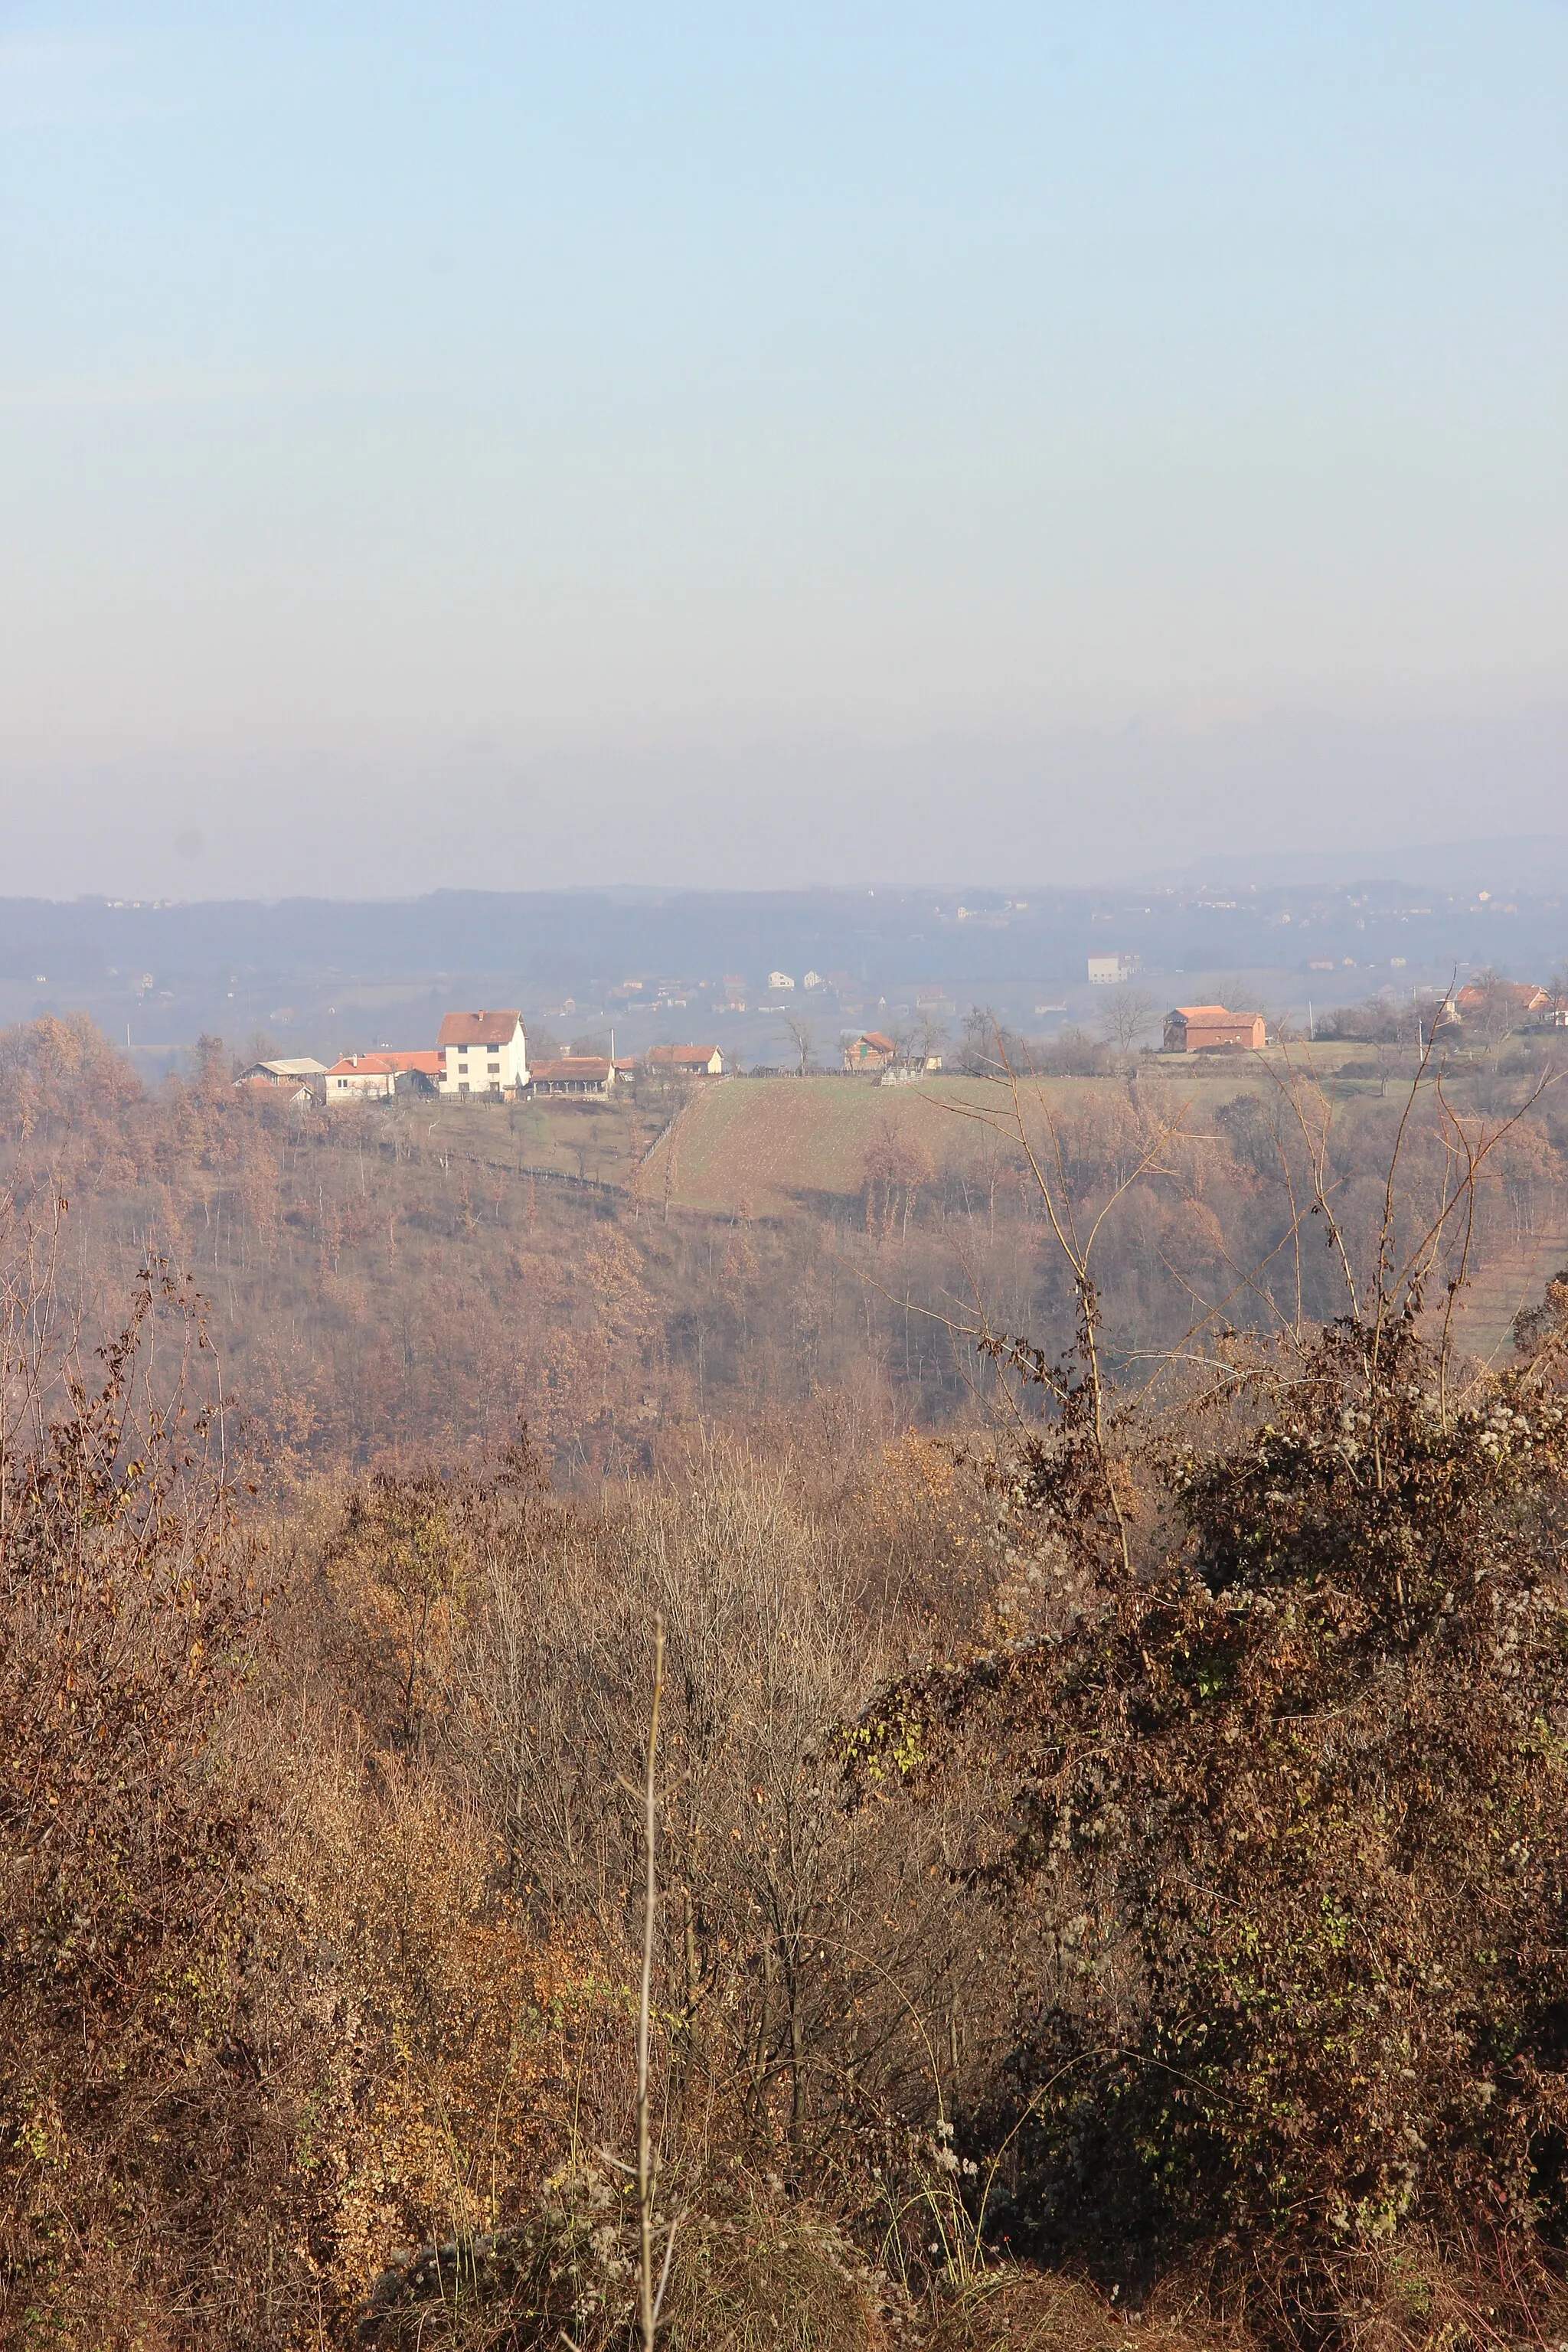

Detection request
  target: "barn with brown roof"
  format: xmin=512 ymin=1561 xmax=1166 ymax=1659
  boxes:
xmin=530 ymin=1055 xmax=616 ymax=1098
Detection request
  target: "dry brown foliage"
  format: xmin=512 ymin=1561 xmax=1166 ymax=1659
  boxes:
xmin=7 ymin=1018 xmax=1568 ymax=2347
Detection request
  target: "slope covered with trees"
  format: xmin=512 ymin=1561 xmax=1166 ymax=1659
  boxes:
xmin=4 ymin=1011 xmax=1568 ymax=2347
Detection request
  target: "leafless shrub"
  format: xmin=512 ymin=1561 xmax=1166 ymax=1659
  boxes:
xmin=0 ymin=1194 xmax=279 ymax=2341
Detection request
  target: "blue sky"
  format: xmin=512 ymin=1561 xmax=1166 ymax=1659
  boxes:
xmin=1 ymin=3 xmax=1564 ymax=890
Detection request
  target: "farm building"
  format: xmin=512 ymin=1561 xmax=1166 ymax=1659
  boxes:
xmin=1454 ymin=981 xmax=1550 ymax=1019
xmin=531 ymin=1055 xmax=616 ymax=1098
xmin=325 ymin=1050 xmax=443 ymax=1104
xmin=236 ymin=1072 xmax=315 ymax=1107
xmin=648 ymin=1044 xmax=724 ymax=1076
xmin=1162 ymin=1005 xmax=1266 ymax=1054
xmin=235 ymin=1056 xmax=327 ymax=1089
xmin=842 ymin=1030 xmax=897 ymax=1071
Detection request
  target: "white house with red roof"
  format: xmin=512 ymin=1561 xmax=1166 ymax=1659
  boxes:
xmin=436 ymin=1009 xmax=528 ymax=1097
xmin=325 ymin=1050 xmax=443 ymax=1104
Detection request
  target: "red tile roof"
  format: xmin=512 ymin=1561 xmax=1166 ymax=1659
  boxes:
xmin=1455 ymin=982 xmax=1547 ymax=1012
xmin=326 ymin=1050 xmax=442 ymax=1076
xmin=647 ymin=1044 xmax=720 ymax=1067
xmin=437 ymin=1009 xmax=522 ymax=1048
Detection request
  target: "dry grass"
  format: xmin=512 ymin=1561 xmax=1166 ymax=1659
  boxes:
xmin=639 ymin=1065 xmax=1298 ymax=1218
xmin=356 ymin=2174 xmax=900 ymax=2350
xmin=357 ymin=2213 xmax=1232 ymax=2352
xmin=924 ymin=2270 xmax=1220 ymax=2350
xmin=638 ymin=1076 xmax=1033 ymax=1216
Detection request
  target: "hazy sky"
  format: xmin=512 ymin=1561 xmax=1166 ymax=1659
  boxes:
xmin=2 ymin=3 xmax=1565 ymax=893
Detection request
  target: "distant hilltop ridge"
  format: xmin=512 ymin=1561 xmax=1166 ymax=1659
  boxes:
xmin=1149 ymin=833 xmax=1568 ymax=896
xmin=4 ymin=872 xmax=1566 ymax=1003
xmin=5 ymin=865 xmax=1567 ymax=1071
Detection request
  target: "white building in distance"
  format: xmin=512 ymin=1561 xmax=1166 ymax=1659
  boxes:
xmin=437 ymin=1009 xmax=528 ymax=1096
xmin=767 ymin=970 xmax=795 ymax=991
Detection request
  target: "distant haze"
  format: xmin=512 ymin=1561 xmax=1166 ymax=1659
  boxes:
xmin=2 ymin=5 xmax=1564 ymax=893
xmin=2 ymin=705 xmax=1566 ymax=900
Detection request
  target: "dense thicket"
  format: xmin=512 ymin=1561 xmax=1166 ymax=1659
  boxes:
xmin=855 ymin=1297 xmax=1568 ymax=2339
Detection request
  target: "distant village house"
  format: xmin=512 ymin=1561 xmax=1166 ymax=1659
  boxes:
xmin=1454 ymin=981 xmax=1550 ymax=1019
xmin=235 ymin=1071 xmax=315 ymax=1108
xmin=531 ymin=1055 xmax=616 ymax=1098
xmin=1163 ymin=1004 xmax=1266 ymax=1054
xmin=325 ymin=1050 xmax=442 ymax=1104
xmin=438 ymin=1009 xmax=528 ymax=1097
xmin=647 ymin=1044 xmax=725 ymax=1076
xmin=234 ymin=1057 xmax=326 ymax=1104
xmin=843 ymin=1030 xmax=897 ymax=1071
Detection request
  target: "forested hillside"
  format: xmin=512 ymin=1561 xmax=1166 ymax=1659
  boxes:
xmin=5 ymin=1015 xmax=1566 ymax=1473
xmin=5 ymin=1011 xmax=1568 ymax=2348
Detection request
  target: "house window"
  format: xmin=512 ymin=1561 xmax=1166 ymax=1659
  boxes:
xmin=459 ymin=1082 xmax=469 ymax=1095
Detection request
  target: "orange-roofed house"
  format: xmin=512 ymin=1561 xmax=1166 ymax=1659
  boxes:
xmin=1454 ymin=981 xmax=1550 ymax=1020
xmin=647 ymin=1044 xmax=725 ymax=1076
xmin=843 ymin=1030 xmax=897 ymax=1071
xmin=325 ymin=1050 xmax=443 ymax=1105
xmin=1163 ymin=1005 xmax=1266 ymax=1054
xmin=436 ymin=1009 xmax=528 ymax=1097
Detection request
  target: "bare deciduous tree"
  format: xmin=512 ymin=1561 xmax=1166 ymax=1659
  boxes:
xmin=1094 ymin=987 xmax=1158 ymax=1051
xmin=781 ymin=1014 xmax=815 ymax=1076
xmin=450 ymin=1442 xmax=982 ymax=2180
